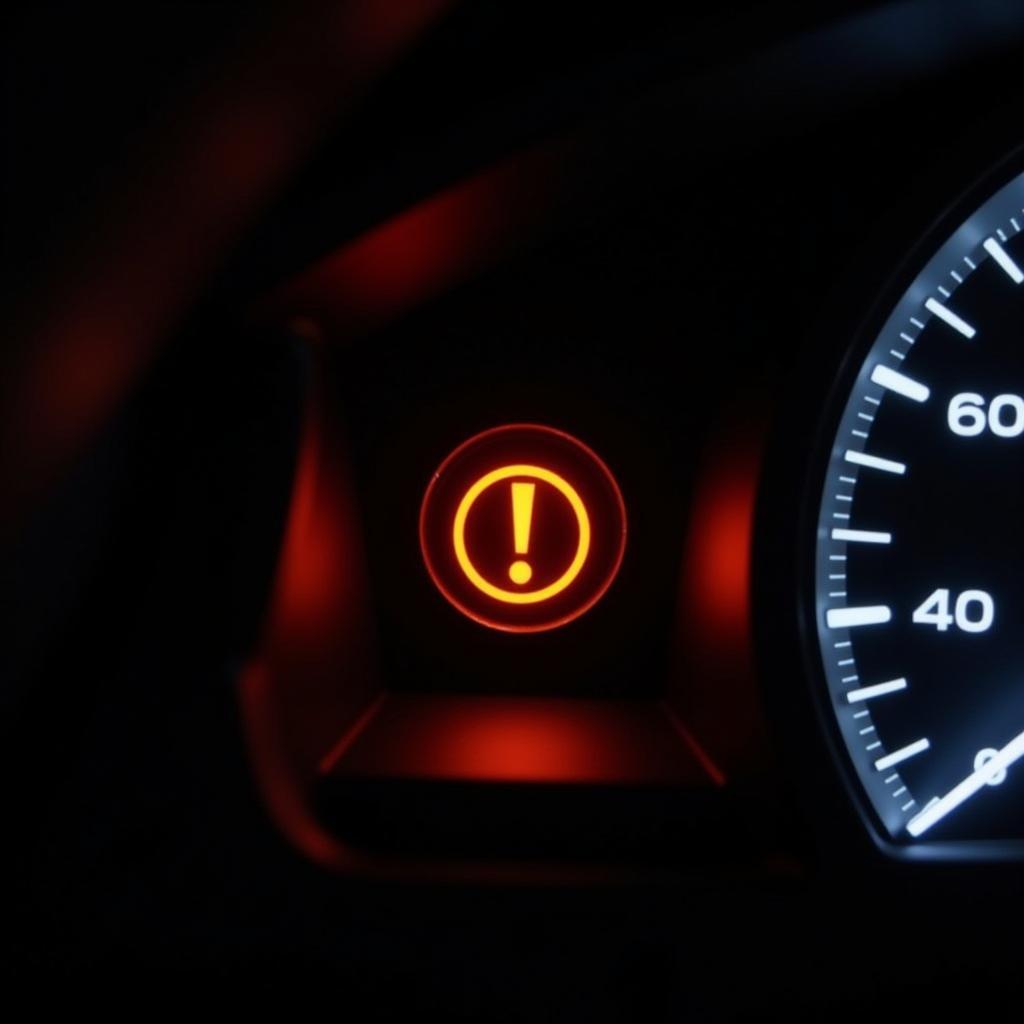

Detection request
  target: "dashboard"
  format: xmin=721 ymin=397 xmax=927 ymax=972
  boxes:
xmin=6 ymin=0 xmax=1024 ymax=1015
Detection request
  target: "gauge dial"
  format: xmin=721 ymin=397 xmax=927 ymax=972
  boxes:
xmin=813 ymin=163 xmax=1024 ymax=852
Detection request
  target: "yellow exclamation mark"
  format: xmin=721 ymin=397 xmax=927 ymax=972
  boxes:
xmin=508 ymin=481 xmax=535 ymax=584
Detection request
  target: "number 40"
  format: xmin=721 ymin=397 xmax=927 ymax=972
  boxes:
xmin=912 ymin=588 xmax=994 ymax=633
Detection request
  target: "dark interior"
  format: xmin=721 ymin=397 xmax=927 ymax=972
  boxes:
xmin=5 ymin=1 xmax=1024 ymax=1015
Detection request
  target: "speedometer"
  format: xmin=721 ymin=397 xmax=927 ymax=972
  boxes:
xmin=811 ymin=158 xmax=1024 ymax=854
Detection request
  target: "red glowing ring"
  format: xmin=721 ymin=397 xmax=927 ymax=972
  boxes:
xmin=419 ymin=423 xmax=627 ymax=633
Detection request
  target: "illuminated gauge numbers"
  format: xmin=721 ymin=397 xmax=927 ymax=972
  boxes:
xmin=813 ymin=166 xmax=1024 ymax=849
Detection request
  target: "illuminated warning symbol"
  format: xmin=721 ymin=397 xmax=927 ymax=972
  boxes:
xmin=420 ymin=425 xmax=626 ymax=633
xmin=452 ymin=465 xmax=591 ymax=604
xmin=508 ymin=481 xmax=536 ymax=585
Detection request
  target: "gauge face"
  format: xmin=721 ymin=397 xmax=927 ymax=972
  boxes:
xmin=813 ymin=164 xmax=1024 ymax=851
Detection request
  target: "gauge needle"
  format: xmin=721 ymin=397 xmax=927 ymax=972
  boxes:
xmin=906 ymin=728 xmax=1024 ymax=837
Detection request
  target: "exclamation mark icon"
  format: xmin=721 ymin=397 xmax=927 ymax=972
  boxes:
xmin=508 ymin=481 xmax=535 ymax=584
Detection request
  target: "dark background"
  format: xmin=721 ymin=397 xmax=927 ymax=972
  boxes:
xmin=5 ymin=1 xmax=1024 ymax=1017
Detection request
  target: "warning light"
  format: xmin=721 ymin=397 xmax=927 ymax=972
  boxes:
xmin=453 ymin=465 xmax=590 ymax=604
xmin=420 ymin=424 xmax=626 ymax=632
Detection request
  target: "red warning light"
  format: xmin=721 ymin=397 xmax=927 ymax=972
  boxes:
xmin=420 ymin=425 xmax=626 ymax=632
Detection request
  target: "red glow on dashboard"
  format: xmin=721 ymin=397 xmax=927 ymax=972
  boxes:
xmin=320 ymin=694 xmax=720 ymax=786
xmin=238 ymin=388 xmax=378 ymax=872
xmin=326 ymin=187 xmax=477 ymax=317
xmin=685 ymin=455 xmax=758 ymax=639
xmin=429 ymin=702 xmax=640 ymax=783
xmin=670 ymin=415 xmax=768 ymax=776
xmin=446 ymin=708 xmax=603 ymax=782
xmin=266 ymin=152 xmax=560 ymax=337
xmin=271 ymin=407 xmax=348 ymax=644
xmin=374 ymin=699 xmax=600 ymax=783
xmin=241 ymin=379 xmax=379 ymax=786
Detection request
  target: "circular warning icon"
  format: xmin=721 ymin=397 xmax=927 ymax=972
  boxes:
xmin=420 ymin=424 xmax=626 ymax=632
